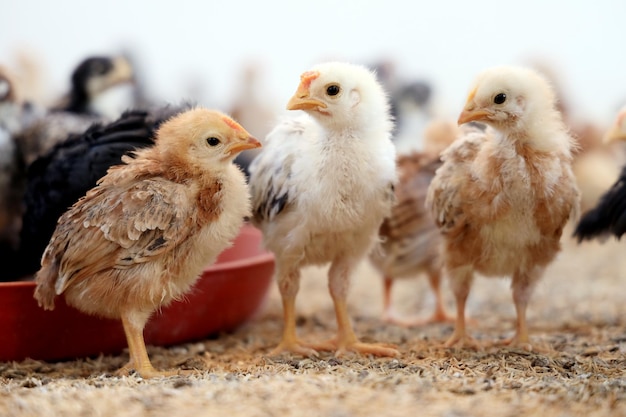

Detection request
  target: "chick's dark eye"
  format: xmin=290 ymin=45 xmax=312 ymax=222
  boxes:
xmin=494 ymin=93 xmax=507 ymax=104
xmin=206 ymin=137 xmax=220 ymax=146
xmin=326 ymin=85 xmax=340 ymax=96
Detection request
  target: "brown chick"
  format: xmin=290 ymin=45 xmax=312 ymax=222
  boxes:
xmin=34 ymin=108 xmax=261 ymax=378
xmin=370 ymin=154 xmax=449 ymax=326
xmin=426 ymin=66 xmax=580 ymax=351
xmin=370 ymin=120 xmax=473 ymax=326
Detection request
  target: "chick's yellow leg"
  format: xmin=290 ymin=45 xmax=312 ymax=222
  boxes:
xmin=331 ymin=297 xmax=399 ymax=357
xmin=118 ymin=313 xmax=177 ymax=378
xmin=445 ymin=267 xmax=479 ymax=348
xmin=271 ymin=268 xmax=318 ymax=357
xmin=380 ymin=276 xmax=407 ymax=325
xmin=500 ymin=269 xmax=540 ymax=352
xmin=382 ymin=270 xmax=453 ymax=327
xmin=426 ymin=269 xmax=455 ymax=324
xmin=316 ymin=258 xmax=398 ymax=357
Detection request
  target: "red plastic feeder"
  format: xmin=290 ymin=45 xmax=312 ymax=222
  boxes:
xmin=0 ymin=225 xmax=274 ymax=362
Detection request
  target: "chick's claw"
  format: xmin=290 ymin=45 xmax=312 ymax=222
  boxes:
xmin=310 ymin=338 xmax=399 ymax=358
xmin=443 ymin=332 xmax=481 ymax=350
xmin=115 ymin=364 xmax=180 ymax=379
xmin=494 ymin=336 xmax=534 ymax=353
xmin=269 ymin=340 xmax=320 ymax=358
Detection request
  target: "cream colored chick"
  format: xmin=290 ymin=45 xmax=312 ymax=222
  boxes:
xmin=426 ymin=66 xmax=580 ymax=351
xmin=249 ymin=62 xmax=397 ymax=357
xmin=34 ymin=108 xmax=260 ymax=378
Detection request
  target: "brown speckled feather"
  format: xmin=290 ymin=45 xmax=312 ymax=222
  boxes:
xmin=375 ymin=152 xmax=442 ymax=277
xmin=427 ymin=126 xmax=579 ymax=274
xmin=37 ymin=159 xmax=214 ymax=305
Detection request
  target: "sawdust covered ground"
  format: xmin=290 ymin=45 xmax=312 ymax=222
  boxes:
xmin=1 ymin=225 xmax=625 ymax=417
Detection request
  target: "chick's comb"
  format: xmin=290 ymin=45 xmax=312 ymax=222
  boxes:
xmin=222 ymin=116 xmax=245 ymax=133
xmin=300 ymin=71 xmax=320 ymax=90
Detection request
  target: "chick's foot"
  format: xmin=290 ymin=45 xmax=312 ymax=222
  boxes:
xmin=269 ymin=339 xmax=319 ymax=358
xmin=311 ymin=338 xmax=399 ymax=357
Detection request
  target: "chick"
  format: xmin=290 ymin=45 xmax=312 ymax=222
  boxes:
xmin=426 ymin=66 xmax=580 ymax=351
xmin=55 ymin=55 xmax=135 ymax=118
xmin=34 ymin=108 xmax=261 ymax=377
xmin=249 ymin=62 xmax=398 ymax=357
xmin=15 ymin=55 xmax=136 ymax=167
xmin=370 ymin=154 xmax=447 ymax=326
xmin=369 ymin=120 xmax=468 ymax=326
xmin=390 ymin=80 xmax=434 ymax=154
xmin=574 ymin=106 xmax=626 ymax=241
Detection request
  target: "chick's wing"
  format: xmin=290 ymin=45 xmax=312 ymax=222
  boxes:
xmin=426 ymin=131 xmax=486 ymax=235
xmin=249 ymin=118 xmax=312 ymax=224
xmin=390 ymin=155 xmax=440 ymax=236
xmin=45 ymin=178 xmax=199 ymax=294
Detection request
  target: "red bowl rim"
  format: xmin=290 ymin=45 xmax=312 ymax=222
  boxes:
xmin=0 ymin=252 xmax=275 ymax=290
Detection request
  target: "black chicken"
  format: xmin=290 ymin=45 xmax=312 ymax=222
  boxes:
xmin=3 ymin=104 xmax=190 ymax=281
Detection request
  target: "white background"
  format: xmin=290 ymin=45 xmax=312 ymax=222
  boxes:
xmin=1 ymin=0 xmax=624 ymax=125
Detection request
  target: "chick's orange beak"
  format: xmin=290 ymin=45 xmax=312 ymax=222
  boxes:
xmin=287 ymin=95 xmax=327 ymax=111
xmin=457 ymin=107 xmax=492 ymax=125
xmin=228 ymin=136 xmax=262 ymax=155
xmin=457 ymin=88 xmax=492 ymax=125
xmin=286 ymin=70 xmax=327 ymax=111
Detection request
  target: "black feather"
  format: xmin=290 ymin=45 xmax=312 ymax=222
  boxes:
xmin=573 ymin=165 xmax=626 ymax=242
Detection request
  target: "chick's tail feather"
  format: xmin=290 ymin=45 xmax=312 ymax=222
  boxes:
xmin=33 ymin=262 xmax=60 ymax=310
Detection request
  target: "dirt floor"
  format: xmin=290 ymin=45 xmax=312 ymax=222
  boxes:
xmin=1 ymin=224 xmax=625 ymax=417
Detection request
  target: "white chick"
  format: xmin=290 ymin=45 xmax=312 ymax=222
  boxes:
xmin=249 ymin=62 xmax=398 ymax=357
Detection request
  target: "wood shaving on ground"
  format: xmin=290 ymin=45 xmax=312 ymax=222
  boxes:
xmin=1 ymin=227 xmax=625 ymax=417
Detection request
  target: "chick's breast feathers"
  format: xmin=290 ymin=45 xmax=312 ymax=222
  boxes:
xmin=249 ymin=114 xmax=396 ymax=264
xmin=426 ymin=125 xmax=579 ymax=274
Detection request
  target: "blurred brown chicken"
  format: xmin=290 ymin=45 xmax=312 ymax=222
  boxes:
xmin=370 ymin=119 xmax=468 ymax=326
xmin=34 ymin=108 xmax=261 ymax=378
xmin=370 ymin=154 xmax=448 ymax=326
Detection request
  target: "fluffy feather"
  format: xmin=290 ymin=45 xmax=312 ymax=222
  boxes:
xmin=426 ymin=66 xmax=580 ymax=350
xmin=34 ymin=108 xmax=260 ymax=377
xmin=249 ymin=62 xmax=397 ymax=357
